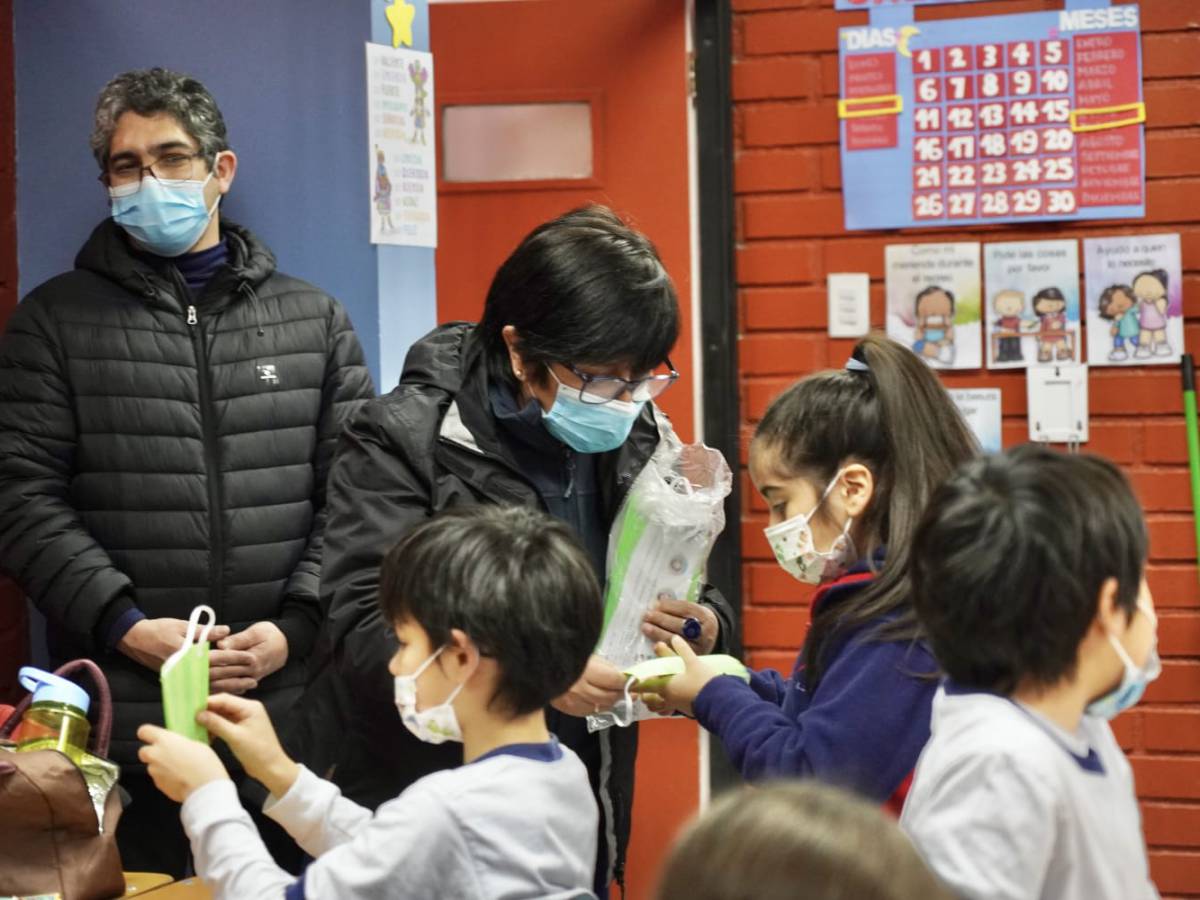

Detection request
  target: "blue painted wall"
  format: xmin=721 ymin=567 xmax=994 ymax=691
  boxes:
xmin=12 ymin=0 xmax=443 ymax=386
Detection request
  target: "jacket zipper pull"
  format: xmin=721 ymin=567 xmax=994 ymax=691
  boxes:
xmin=187 ymin=305 xmax=198 ymax=326
xmin=564 ymin=451 xmax=576 ymax=500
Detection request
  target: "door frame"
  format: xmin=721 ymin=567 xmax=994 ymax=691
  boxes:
xmin=693 ymin=0 xmax=742 ymax=797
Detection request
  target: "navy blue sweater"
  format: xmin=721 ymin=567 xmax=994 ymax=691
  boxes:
xmin=693 ymin=564 xmax=938 ymax=808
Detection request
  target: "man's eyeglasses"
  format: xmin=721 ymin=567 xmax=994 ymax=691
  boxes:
xmin=100 ymin=151 xmax=207 ymax=190
xmin=554 ymin=359 xmax=679 ymax=405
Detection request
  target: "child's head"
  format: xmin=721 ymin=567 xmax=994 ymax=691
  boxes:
xmin=1133 ymin=269 xmax=1168 ymax=303
xmin=655 ymin=781 xmax=955 ymax=900
xmin=1032 ymin=286 xmax=1066 ymax=316
xmin=911 ymin=445 xmax=1153 ymax=699
xmin=915 ymin=285 xmax=954 ymax=325
xmin=1098 ymin=284 xmax=1135 ymax=320
xmin=379 ymin=506 xmax=602 ymax=723
xmin=993 ymin=289 xmax=1024 ymax=317
xmin=750 ymin=334 xmax=977 ymax=684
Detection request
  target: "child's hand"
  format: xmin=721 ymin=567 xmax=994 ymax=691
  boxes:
xmin=639 ymin=637 xmax=721 ymax=718
xmin=199 ymin=693 xmax=299 ymax=798
xmin=137 ymin=724 xmax=229 ymax=803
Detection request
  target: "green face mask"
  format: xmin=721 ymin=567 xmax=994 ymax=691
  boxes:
xmin=160 ymin=605 xmax=216 ymax=743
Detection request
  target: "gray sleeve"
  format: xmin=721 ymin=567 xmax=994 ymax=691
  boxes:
xmin=902 ymin=754 xmax=1058 ymax=900
xmin=263 ymin=765 xmax=373 ymax=857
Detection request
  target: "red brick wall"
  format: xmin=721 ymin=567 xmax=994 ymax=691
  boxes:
xmin=732 ymin=0 xmax=1200 ymax=894
xmin=0 ymin=0 xmax=28 ymax=705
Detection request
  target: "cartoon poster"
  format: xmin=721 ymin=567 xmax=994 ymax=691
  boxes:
xmin=984 ymin=240 xmax=1080 ymax=369
xmin=366 ymin=42 xmax=436 ymax=247
xmin=886 ymin=243 xmax=982 ymax=370
xmin=1084 ymin=234 xmax=1182 ymax=366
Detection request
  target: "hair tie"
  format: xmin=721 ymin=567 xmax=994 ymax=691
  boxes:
xmin=845 ymin=357 xmax=870 ymax=373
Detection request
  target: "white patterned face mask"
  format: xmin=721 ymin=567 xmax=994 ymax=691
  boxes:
xmin=763 ymin=469 xmax=856 ymax=585
xmin=393 ymin=647 xmax=464 ymax=744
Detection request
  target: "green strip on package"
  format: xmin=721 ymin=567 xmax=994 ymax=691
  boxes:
xmin=160 ymin=604 xmax=216 ymax=744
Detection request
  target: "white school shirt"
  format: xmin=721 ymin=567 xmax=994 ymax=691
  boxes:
xmin=180 ymin=740 xmax=598 ymax=899
xmin=900 ymin=685 xmax=1158 ymax=900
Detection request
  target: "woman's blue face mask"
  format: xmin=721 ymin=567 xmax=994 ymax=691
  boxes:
xmin=541 ymin=366 xmax=644 ymax=454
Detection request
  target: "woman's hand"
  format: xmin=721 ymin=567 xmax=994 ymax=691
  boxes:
xmin=642 ymin=598 xmax=719 ymax=654
xmin=636 ymin=637 xmax=721 ymax=718
xmin=198 ymin=694 xmax=299 ymax=798
xmin=552 ymin=654 xmax=628 ymax=718
xmin=137 ymin=725 xmax=229 ymax=803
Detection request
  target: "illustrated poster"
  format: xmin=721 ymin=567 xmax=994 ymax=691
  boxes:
xmin=886 ymin=242 xmax=982 ymax=370
xmin=838 ymin=5 xmax=1145 ymax=230
xmin=1084 ymin=234 xmax=1183 ymax=366
xmin=367 ymin=42 xmax=436 ymax=247
xmin=949 ymin=388 xmax=1002 ymax=453
xmin=984 ymin=240 xmax=1080 ymax=369
xmin=836 ymin=0 xmax=989 ymax=9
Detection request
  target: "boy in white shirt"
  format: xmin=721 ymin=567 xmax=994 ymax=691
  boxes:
xmin=137 ymin=506 xmax=601 ymax=899
xmin=901 ymin=445 xmax=1160 ymax=900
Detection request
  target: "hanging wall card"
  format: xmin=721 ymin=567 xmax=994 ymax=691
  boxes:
xmin=1085 ymin=234 xmax=1183 ymax=366
xmin=949 ymin=388 xmax=1002 ymax=453
xmin=838 ymin=5 xmax=1145 ymax=230
xmin=984 ymin=240 xmax=1080 ymax=369
xmin=886 ymin=243 xmax=982 ymax=370
xmin=366 ymin=42 xmax=437 ymax=247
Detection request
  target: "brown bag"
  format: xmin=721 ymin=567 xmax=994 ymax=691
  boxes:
xmin=0 ymin=659 xmax=125 ymax=900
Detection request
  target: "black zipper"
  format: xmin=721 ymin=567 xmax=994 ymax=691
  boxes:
xmin=179 ymin=274 xmax=224 ymax=621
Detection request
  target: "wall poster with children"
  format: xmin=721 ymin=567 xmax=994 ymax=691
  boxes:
xmin=886 ymin=242 xmax=982 ymax=370
xmin=1085 ymin=233 xmax=1182 ymax=366
xmin=984 ymin=240 xmax=1080 ymax=369
xmin=366 ymin=42 xmax=437 ymax=247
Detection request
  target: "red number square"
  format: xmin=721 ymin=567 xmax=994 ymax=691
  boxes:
xmin=975 ymin=44 xmax=1004 ymax=70
xmin=1008 ymin=69 xmax=1036 ymax=97
xmin=978 ymin=102 xmax=1007 ymax=130
xmin=946 ymin=104 xmax=976 ymax=132
xmin=945 ymin=45 xmax=973 ymax=71
xmin=914 ymin=76 xmax=942 ymax=104
xmin=913 ymin=191 xmax=946 ymax=220
xmin=1007 ymin=41 xmax=1035 ymax=68
xmin=912 ymin=164 xmax=943 ymax=193
xmin=947 ymin=191 xmax=978 ymax=218
xmin=913 ymin=48 xmax=941 ymax=73
xmin=944 ymin=75 xmax=974 ymax=102
xmin=1040 ymin=39 xmax=1067 ymax=66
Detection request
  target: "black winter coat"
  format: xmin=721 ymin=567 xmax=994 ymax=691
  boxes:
xmin=287 ymin=323 xmax=734 ymax=892
xmin=0 ymin=220 xmax=373 ymax=764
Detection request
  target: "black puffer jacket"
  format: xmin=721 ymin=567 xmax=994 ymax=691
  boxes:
xmin=288 ymin=323 xmax=734 ymax=892
xmin=0 ymin=219 xmax=373 ymax=764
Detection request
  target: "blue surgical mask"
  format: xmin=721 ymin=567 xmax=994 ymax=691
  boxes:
xmin=109 ymin=171 xmax=219 ymax=257
xmin=1086 ymin=603 xmax=1161 ymax=720
xmin=542 ymin=369 xmax=645 ymax=454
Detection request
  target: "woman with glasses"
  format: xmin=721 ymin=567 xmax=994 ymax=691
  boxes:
xmin=290 ymin=205 xmax=734 ymax=899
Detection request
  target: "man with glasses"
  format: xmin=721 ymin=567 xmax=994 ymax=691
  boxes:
xmin=0 ymin=68 xmax=373 ymax=874
xmin=291 ymin=205 xmax=734 ymax=899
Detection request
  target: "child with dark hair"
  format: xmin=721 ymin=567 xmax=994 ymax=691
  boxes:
xmin=656 ymin=781 xmax=955 ymax=900
xmin=1032 ymin=286 xmax=1072 ymax=362
xmin=642 ymin=334 xmax=977 ymax=812
xmin=1098 ymin=284 xmax=1139 ymax=362
xmin=137 ymin=506 xmax=603 ymax=899
xmin=902 ymin=445 xmax=1159 ymax=900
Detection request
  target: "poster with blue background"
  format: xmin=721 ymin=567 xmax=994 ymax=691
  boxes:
xmin=838 ymin=5 xmax=1144 ymax=230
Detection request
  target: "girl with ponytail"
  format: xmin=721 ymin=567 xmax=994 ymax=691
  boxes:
xmin=643 ymin=335 xmax=977 ymax=811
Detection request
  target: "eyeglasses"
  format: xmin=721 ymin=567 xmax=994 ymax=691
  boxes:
xmin=553 ymin=359 xmax=679 ymax=405
xmin=100 ymin=150 xmax=207 ymax=189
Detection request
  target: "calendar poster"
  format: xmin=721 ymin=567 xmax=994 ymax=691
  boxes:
xmin=984 ymin=240 xmax=1080 ymax=370
xmin=838 ymin=5 xmax=1144 ymax=230
xmin=1084 ymin=234 xmax=1183 ymax=367
xmin=886 ymin=243 xmax=982 ymax=370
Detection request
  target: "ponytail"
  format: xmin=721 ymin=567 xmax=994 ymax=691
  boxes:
xmin=754 ymin=334 xmax=977 ymax=688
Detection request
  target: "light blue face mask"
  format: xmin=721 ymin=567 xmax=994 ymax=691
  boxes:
xmin=1085 ymin=603 xmax=1161 ymax=720
xmin=542 ymin=368 xmax=645 ymax=454
xmin=109 ymin=171 xmax=219 ymax=257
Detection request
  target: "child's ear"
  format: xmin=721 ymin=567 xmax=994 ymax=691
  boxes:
xmin=1092 ymin=577 xmax=1127 ymax=637
xmin=445 ymin=628 xmax=481 ymax=682
xmin=838 ymin=463 xmax=874 ymax=518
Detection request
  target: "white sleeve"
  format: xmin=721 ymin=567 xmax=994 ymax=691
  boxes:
xmin=180 ymin=779 xmax=295 ymax=899
xmin=263 ymin=764 xmax=373 ymax=857
xmin=902 ymin=754 xmax=1058 ymax=900
xmin=299 ymin=780 xmax=478 ymax=899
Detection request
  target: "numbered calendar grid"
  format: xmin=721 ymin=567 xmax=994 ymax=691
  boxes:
xmin=910 ymin=38 xmax=1080 ymax=222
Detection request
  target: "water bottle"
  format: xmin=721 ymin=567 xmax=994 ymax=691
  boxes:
xmin=11 ymin=666 xmax=92 ymax=764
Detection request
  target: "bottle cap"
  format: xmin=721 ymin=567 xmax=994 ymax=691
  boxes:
xmin=18 ymin=667 xmax=90 ymax=715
